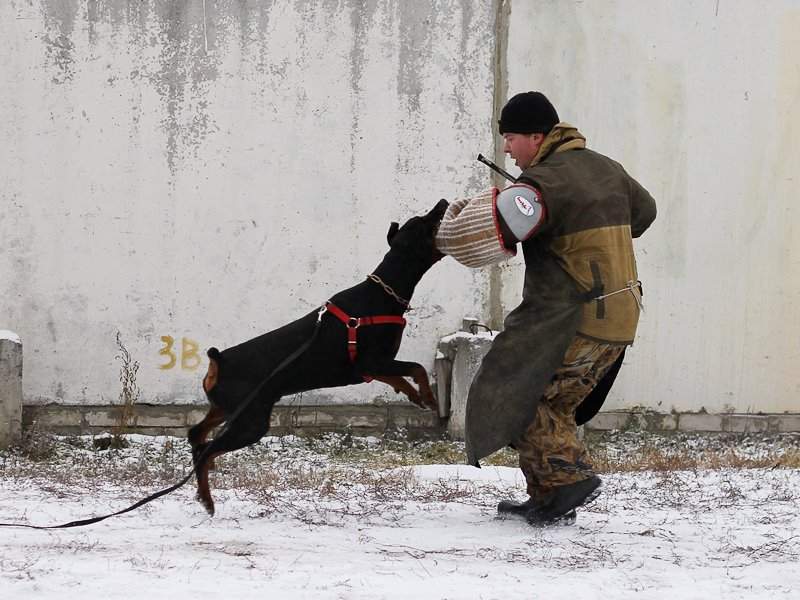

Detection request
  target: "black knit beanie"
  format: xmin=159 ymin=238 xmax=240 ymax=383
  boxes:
xmin=498 ymin=91 xmax=559 ymax=135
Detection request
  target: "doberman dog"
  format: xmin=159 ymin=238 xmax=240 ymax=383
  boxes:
xmin=188 ymin=199 xmax=449 ymax=515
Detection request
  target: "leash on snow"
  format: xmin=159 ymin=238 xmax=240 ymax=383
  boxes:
xmin=0 ymin=308 xmax=328 ymax=531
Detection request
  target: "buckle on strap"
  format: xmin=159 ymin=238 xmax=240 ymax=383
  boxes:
xmin=591 ymin=280 xmax=644 ymax=312
xmin=317 ymin=304 xmax=328 ymax=323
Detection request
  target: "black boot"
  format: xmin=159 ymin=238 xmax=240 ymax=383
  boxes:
xmin=497 ymin=498 xmax=538 ymax=518
xmin=497 ymin=498 xmax=577 ymax=525
xmin=525 ymin=475 xmax=601 ymax=526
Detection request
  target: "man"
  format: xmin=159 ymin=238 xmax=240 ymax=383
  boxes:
xmin=435 ymin=91 xmax=656 ymax=525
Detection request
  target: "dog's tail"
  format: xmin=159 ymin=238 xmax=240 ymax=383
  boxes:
xmin=204 ymin=348 xmax=223 ymax=393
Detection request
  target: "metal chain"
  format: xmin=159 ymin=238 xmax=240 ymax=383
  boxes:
xmin=367 ymin=273 xmax=411 ymax=310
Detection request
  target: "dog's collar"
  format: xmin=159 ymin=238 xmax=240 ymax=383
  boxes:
xmin=366 ymin=273 xmax=411 ymax=310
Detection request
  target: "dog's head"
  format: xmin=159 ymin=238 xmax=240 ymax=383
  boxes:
xmin=385 ymin=199 xmax=448 ymax=265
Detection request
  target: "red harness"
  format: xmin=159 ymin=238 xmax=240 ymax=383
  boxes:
xmin=323 ymin=301 xmax=406 ymax=370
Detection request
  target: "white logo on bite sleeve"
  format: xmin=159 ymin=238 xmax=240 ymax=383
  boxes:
xmin=514 ymin=195 xmax=535 ymax=216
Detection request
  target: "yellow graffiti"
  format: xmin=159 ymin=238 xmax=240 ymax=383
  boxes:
xmin=159 ymin=335 xmax=202 ymax=371
xmin=181 ymin=337 xmax=201 ymax=371
xmin=158 ymin=335 xmax=177 ymax=370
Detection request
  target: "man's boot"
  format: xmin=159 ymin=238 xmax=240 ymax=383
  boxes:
xmin=497 ymin=498 xmax=577 ymax=525
xmin=525 ymin=475 xmax=601 ymax=526
xmin=497 ymin=497 xmax=538 ymax=518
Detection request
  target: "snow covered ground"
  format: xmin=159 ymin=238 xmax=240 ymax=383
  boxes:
xmin=1 ymin=434 xmax=799 ymax=599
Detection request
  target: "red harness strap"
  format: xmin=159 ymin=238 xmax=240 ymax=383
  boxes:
xmin=323 ymin=301 xmax=406 ymax=368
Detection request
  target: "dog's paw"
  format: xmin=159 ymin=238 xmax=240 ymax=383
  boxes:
xmin=405 ymin=389 xmax=422 ymax=406
xmin=196 ymin=491 xmax=216 ymax=516
xmin=420 ymin=393 xmax=437 ymax=411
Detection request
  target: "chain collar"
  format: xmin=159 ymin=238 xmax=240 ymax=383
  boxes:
xmin=366 ymin=273 xmax=411 ymax=310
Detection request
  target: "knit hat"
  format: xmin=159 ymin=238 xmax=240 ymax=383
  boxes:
xmin=498 ymin=91 xmax=559 ymax=135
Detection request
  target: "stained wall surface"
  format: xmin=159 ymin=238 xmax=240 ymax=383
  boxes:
xmin=3 ymin=1 xmax=798 ymax=415
xmin=1 ymin=0 xmax=497 ymax=405
xmin=503 ymin=0 xmax=800 ymax=413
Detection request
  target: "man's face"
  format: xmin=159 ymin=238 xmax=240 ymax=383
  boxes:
xmin=502 ymin=132 xmax=544 ymax=170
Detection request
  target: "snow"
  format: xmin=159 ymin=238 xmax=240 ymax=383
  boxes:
xmin=439 ymin=330 xmax=497 ymax=344
xmin=0 ymin=330 xmax=21 ymax=344
xmin=1 ymin=437 xmax=799 ymax=599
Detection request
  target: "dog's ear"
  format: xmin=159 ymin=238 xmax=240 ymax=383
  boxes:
xmin=386 ymin=221 xmax=400 ymax=245
xmin=426 ymin=199 xmax=449 ymax=221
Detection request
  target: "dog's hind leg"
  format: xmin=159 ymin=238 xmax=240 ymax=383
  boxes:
xmin=188 ymin=404 xmax=225 ymax=470
xmin=193 ymin=443 xmax=222 ymax=515
xmin=188 ymin=404 xmax=225 ymax=447
xmin=193 ymin=402 xmax=274 ymax=516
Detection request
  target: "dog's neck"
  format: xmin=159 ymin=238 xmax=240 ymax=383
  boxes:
xmin=371 ymin=251 xmax=433 ymax=304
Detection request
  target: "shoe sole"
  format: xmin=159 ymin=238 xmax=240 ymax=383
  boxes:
xmin=497 ymin=509 xmax=577 ymax=526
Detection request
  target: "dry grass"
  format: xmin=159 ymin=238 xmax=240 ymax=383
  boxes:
xmin=585 ymin=431 xmax=800 ymax=472
xmin=110 ymin=332 xmax=140 ymax=448
xmin=590 ymin=443 xmax=800 ymax=472
xmin=294 ymin=430 xmax=800 ymax=472
xmin=3 ymin=429 xmax=799 ymax=495
xmin=2 ymin=429 xmax=800 ymax=533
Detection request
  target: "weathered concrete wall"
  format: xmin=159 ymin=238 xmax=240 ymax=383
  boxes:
xmin=3 ymin=0 xmax=798 ymax=418
xmin=0 ymin=332 xmax=23 ymax=447
xmin=502 ymin=0 xmax=800 ymax=413
xmin=1 ymin=0 xmax=497 ymax=406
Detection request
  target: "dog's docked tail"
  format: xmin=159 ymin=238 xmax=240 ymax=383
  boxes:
xmin=203 ymin=347 xmax=222 ymax=392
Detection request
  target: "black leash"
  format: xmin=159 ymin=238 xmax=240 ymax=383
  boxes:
xmin=0 ymin=308 xmax=328 ymax=530
xmin=0 ymin=473 xmax=197 ymax=530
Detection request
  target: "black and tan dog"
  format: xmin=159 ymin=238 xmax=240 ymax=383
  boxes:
xmin=188 ymin=199 xmax=448 ymax=515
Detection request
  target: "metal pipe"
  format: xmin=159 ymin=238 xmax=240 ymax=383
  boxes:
xmin=476 ymin=153 xmax=517 ymax=183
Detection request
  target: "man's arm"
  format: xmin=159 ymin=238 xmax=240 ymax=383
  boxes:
xmin=494 ymin=184 xmax=547 ymax=245
xmin=629 ymin=177 xmax=657 ymax=238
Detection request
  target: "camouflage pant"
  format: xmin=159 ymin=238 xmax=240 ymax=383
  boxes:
xmin=515 ymin=336 xmax=624 ymax=499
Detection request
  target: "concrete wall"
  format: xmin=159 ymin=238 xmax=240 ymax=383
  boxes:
xmin=1 ymin=0 xmax=497 ymax=406
xmin=2 ymin=0 xmax=798 ymax=416
xmin=502 ymin=0 xmax=800 ymax=414
xmin=0 ymin=332 xmax=23 ymax=447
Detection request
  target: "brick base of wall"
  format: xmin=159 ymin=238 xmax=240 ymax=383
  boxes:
xmin=585 ymin=410 xmax=800 ymax=434
xmin=22 ymin=403 xmax=445 ymax=439
xmin=20 ymin=404 xmax=800 ymax=438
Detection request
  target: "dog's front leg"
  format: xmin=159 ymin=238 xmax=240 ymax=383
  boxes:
xmin=354 ymin=358 xmax=437 ymax=411
xmin=370 ymin=374 xmax=426 ymax=408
